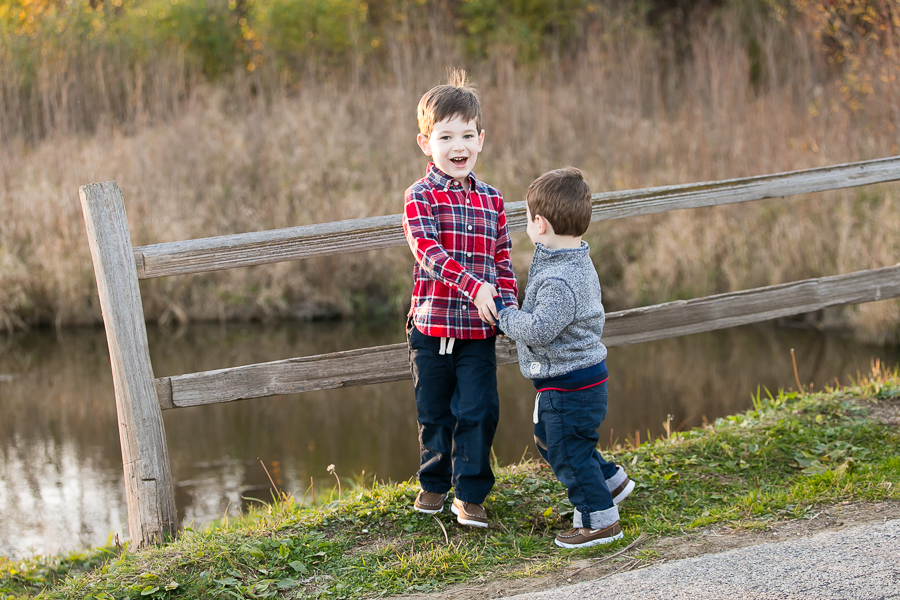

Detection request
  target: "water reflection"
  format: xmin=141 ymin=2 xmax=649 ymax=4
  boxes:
xmin=1 ymin=321 xmax=897 ymax=558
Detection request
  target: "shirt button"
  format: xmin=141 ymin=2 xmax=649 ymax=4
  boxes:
xmin=466 ymin=198 xmax=470 ymax=203
xmin=467 ymin=225 xmax=473 ymax=231
xmin=461 ymin=305 xmax=467 ymax=310
xmin=467 ymin=252 xmax=472 ymax=257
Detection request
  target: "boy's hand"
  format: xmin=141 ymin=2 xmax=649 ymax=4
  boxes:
xmin=473 ymin=283 xmax=499 ymax=324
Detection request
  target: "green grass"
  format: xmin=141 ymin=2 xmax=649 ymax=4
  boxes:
xmin=0 ymin=549 xmax=117 ymax=600
xmin=3 ymin=365 xmax=899 ymax=599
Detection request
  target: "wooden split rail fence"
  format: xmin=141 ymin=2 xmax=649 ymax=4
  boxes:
xmin=80 ymin=156 xmax=900 ymax=548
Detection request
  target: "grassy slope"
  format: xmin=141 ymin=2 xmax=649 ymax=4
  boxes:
xmin=2 ymin=366 xmax=899 ymax=599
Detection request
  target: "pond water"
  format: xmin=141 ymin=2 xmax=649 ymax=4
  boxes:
xmin=1 ymin=320 xmax=898 ymax=559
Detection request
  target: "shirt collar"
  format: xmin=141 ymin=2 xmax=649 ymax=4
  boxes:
xmin=425 ymin=162 xmax=478 ymax=192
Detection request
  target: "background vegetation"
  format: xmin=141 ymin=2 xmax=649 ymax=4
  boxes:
xmin=0 ymin=0 xmax=898 ymax=340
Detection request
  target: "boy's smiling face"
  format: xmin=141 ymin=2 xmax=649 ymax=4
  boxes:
xmin=417 ymin=114 xmax=485 ymax=189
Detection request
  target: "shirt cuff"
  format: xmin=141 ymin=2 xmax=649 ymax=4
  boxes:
xmin=497 ymin=286 xmax=518 ymax=307
xmin=458 ymin=273 xmax=482 ymax=300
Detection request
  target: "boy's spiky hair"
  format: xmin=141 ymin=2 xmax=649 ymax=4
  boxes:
xmin=417 ymin=68 xmax=483 ymax=137
xmin=526 ymin=167 xmax=593 ymax=237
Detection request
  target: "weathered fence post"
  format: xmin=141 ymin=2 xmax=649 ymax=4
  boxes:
xmin=80 ymin=181 xmax=178 ymax=548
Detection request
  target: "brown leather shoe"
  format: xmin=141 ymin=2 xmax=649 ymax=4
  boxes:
xmin=414 ymin=490 xmax=447 ymax=514
xmin=451 ymin=498 xmax=488 ymax=528
xmin=610 ymin=476 xmax=635 ymax=505
xmin=554 ymin=522 xmax=623 ymax=548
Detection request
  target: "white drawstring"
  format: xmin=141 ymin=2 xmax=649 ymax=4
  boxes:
xmin=439 ymin=337 xmax=456 ymax=355
xmin=533 ymin=392 xmax=541 ymax=424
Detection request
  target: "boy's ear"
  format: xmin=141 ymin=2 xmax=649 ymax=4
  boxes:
xmin=534 ymin=214 xmax=550 ymax=236
xmin=477 ymin=129 xmax=485 ymax=151
xmin=416 ymin=133 xmax=432 ymax=156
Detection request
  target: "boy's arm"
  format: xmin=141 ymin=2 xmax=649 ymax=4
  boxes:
xmin=402 ymin=188 xmax=485 ymax=300
xmin=496 ymin=278 xmax=576 ymax=345
xmin=493 ymin=195 xmax=518 ymax=307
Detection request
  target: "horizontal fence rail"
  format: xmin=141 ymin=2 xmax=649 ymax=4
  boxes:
xmin=133 ymin=156 xmax=900 ymax=280
xmin=154 ymin=264 xmax=900 ymax=410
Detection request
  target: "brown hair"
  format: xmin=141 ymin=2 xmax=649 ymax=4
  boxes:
xmin=417 ymin=68 xmax=483 ymax=137
xmin=526 ymin=167 xmax=593 ymax=236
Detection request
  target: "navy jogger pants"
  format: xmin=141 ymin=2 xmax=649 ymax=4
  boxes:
xmin=408 ymin=326 xmax=499 ymax=504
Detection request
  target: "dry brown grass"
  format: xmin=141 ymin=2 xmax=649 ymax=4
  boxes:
xmin=0 ymin=7 xmax=898 ymax=340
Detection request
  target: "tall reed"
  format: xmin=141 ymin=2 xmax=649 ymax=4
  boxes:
xmin=0 ymin=3 xmax=897 ymax=341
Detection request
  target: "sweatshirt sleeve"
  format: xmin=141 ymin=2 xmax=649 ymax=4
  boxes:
xmin=497 ymin=278 xmax=576 ymax=345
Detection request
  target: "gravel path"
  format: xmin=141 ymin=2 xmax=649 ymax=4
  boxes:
xmin=500 ymin=518 xmax=900 ymax=600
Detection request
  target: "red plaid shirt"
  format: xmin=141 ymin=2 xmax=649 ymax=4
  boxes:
xmin=403 ymin=163 xmax=518 ymax=339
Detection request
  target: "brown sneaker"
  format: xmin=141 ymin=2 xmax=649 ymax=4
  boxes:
xmin=554 ymin=522 xmax=623 ymax=548
xmin=610 ymin=476 xmax=635 ymax=505
xmin=450 ymin=498 xmax=488 ymax=528
xmin=414 ymin=490 xmax=447 ymax=514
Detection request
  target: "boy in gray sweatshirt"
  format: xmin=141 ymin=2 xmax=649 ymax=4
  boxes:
xmin=492 ymin=168 xmax=634 ymax=548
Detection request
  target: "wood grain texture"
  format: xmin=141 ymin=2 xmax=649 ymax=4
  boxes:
xmin=157 ymin=264 xmax=900 ymax=409
xmin=135 ymin=214 xmax=403 ymax=279
xmin=134 ymin=156 xmax=900 ymax=279
xmin=601 ymin=264 xmax=900 ymax=346
xmin=80 ymin=182 xmax=178 ymax=547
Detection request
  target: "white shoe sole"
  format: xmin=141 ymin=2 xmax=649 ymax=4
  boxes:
xmin=450 ymin=502 xmax=488 ymax=528
xmin=414 ymin=505 xmax=443 ymax=514
xmin=555 ymin=530 xmax=624 ymax=549
xmin=613 ymin=478 xmax=636 ymax=505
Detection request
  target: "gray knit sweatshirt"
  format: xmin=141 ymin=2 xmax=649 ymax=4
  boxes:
xmin=497 ymin=241 xmax=607 ymax=381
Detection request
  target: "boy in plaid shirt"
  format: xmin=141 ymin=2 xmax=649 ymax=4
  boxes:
xmin=403 ymin=69 xmax=518 ymax=528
